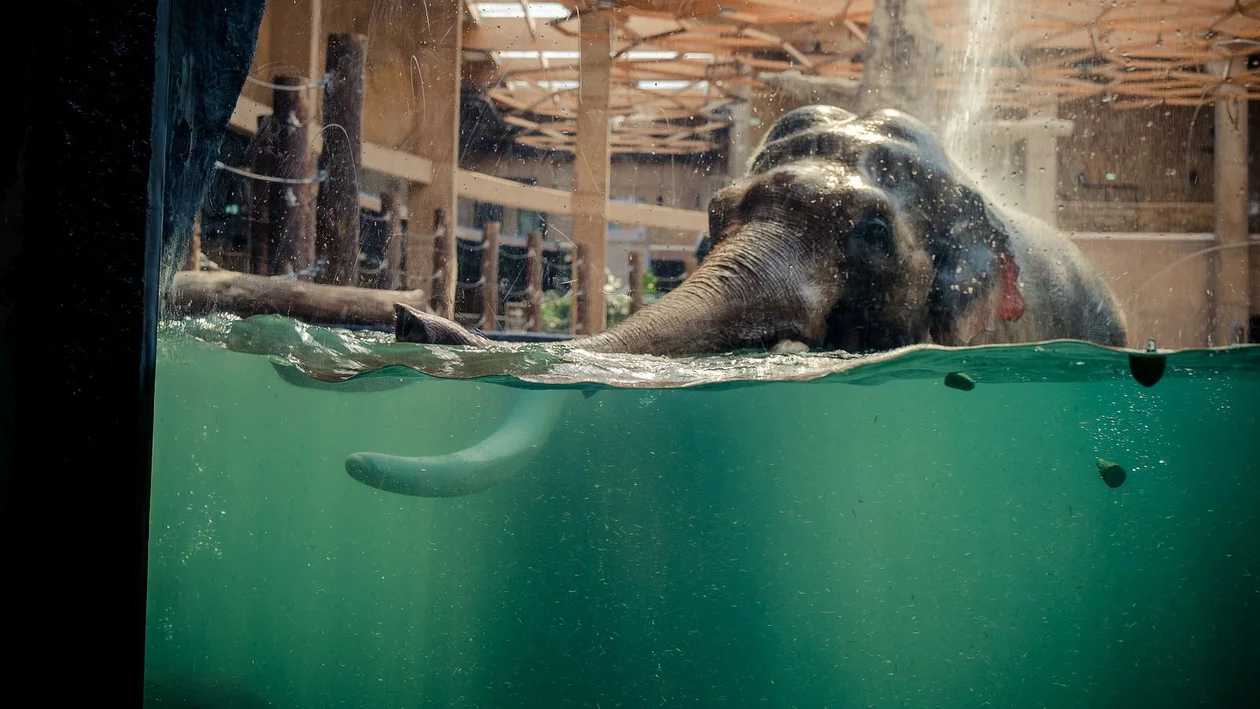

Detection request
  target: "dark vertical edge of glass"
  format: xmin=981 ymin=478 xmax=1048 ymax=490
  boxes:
xmin=0 ymin=0 xmax=164 ymax=702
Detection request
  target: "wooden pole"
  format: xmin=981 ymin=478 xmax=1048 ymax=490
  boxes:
xmin=628 ymin=250 xmax=644 ymax=314
xmin=247 ymin=115 xmax=274 ymax=275
xmin=379 ymin=191 xmax=404 ymax=291
xmin=315 ymin=33 xmax=365 ymax=286
xmin=479 ymin=221 xmax=501 ymax=331
xmin=402 ymin=4 xmax=462 ymax=318
xmin=683 ymin=255 xmax=698 ymax=278
xmin=182 ymin=212 xmax=202 ymax=271
xmin=268 ymin=76 xmax=317 ymax=277
xmin=1023 ymin=100 xmax=1060 ymax=225
xmin=429 ymin=208 xmax=453 ymax=316
xmin=1209 ymin=56 xmax=1250 ymax=346
xmin=571 ymin=9 xmax=613 ymax=335
xmin=525 ymin=229 xmax=543 ymax=331
xmin=570 ymin=244 xmax=594 ymax=335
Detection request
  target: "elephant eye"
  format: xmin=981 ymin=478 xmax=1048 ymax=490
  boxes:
xmin=853 ymin=216 xmax=892 ymax=244
xmin=847 ymin=215 xmax=895 ymax=263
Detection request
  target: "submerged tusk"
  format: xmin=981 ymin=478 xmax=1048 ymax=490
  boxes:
xmin=344 ymin=389 xmax=579 ymax=497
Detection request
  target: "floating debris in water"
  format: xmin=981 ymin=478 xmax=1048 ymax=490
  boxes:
xmin=1128 ymin=338 xmax=1166 ymax=387
xmin=943 ymin=372 xmax=975 ymax=391
xmin=1097 ymin=458 xmax=1127 ymax=488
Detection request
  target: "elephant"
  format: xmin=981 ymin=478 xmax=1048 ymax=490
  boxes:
xmin=343 ymin=105 xmax=1127 ymax=497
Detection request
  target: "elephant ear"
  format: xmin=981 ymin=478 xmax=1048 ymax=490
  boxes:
xmin=926 ymin=183 xmax=1025 ymax=341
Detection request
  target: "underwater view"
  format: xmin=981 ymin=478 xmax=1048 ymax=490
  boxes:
xmin=144 ymin=316 xmax=1260 ymax=707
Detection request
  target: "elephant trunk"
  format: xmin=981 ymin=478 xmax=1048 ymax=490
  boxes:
xmin=579 ymin=223 xmax=825 ymax=355
xmin=344 ymin=223 xmax=826 ymax=498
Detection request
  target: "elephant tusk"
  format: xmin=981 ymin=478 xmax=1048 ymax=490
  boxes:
xmin=344 ymin=389 xmax=578 ymax=497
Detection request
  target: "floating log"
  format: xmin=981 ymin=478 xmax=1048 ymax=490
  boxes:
xmin=480 ymin=221 xmax=501 ymax=331
xmin=315 ymin=33 xmax=365 ymax=286
xmin=379 ymin=191 xmax=404 ymax=290
xmin=170 ymin=270 xmax=427 ymax=326
xmin=525 ymin=230 xmax=543 ymax=332
xmin=268 ymin=75 xmax=317 ymax=277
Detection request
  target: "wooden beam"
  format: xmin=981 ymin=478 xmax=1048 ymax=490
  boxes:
xmin=1209 ymin=56 xmax=1251 ymax=346
xmin=572 ymin=9 xmax=614 ymax=335
xmin=267 ymin=0 xmax=323 ymax=82
xmin=606 ymin=200 xmax=708 ymax=233
xmin=405 ymin=3 xmax=463 ymax=318
xmin=232 ymin=98 xmax=710 ymax=238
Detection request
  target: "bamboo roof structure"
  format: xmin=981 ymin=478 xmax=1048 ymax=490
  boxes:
xmin=461 ymin=0 xmax=1260 ymax=154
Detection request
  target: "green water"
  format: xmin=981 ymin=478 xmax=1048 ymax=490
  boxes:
xmin=146 ymin=317 xmax=1260 ymax=707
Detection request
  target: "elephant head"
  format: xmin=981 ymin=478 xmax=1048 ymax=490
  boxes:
xmin=539 ymin=105 xmax=1026 ymax=356
xmin=345 ymin=106 xmax=1125 ymax=497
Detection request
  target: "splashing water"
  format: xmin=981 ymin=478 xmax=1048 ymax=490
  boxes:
xmin=942 ymin=0 xmax=1011 ymax=199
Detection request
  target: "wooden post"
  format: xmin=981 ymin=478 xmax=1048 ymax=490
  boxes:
xmin=268 ymin=76 xmax=317 ymax=277
xmin=571 ymin=9 xmax=613 ymax=334
xmin=403 ymin=4 xmax=462 ymax=318
xmin=429 ymin=208 xmax=454 ymax=316
xmin=525 ymin=229 xmax=543 ymax=331
xmin=379 ymin=191 xmax=404 ymax=290
xmin=570 ymin=244 xmax=595 ymax=335
xmin=683 ymin=255 xmax=698 ymax=278
xmin=315 ymin=33 xmax=365 ymax=286
xmin=1209 ymin=56 xmax=1251 ymax=346
xmin=247 ymin=115 xmax=274 ymax=275
xmin=727 ymin=66 xmax=752 ymax=180
xmin=182 ymin=212 xmax=202 ymax=271
xmin=480 ymin=221 xmax=501 ymax=331
xmin=1024 ymin=101 xmax=1061 ymax=225
xmin=628 ymin=250 xmax=644 ymax=314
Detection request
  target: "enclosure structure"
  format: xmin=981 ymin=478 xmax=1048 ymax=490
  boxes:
xmin=180 ymin=0 xmax=1258 ymax=346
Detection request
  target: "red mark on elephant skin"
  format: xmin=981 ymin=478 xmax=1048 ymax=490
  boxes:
xmin=997 ymin=250 xmax=1025 ymax=322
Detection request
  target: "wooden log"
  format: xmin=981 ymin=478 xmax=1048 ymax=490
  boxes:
xmin=379 ymin=191 xmax=404 ymax=290
xmin=429 ymin=207 xmax=455 ymax=316
xmin=247 ymin=115 xmax=274 ymax=275
xmin=169 ymin=270 xmax=427 ymax=326
xmin=268 ymin=76 xmax=317 ymax=277
xmin=628 ymin=250 xmax=644 ymax=314
xmin=480 ymin=221 xmax=501 ymax=331
xmin=182 ymin=212 xmax=202 ymax=271
xmin=525 ymin=229 xmax=543 ymax=332
xmin=315 ymin=33 xmax=365 ymax=286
